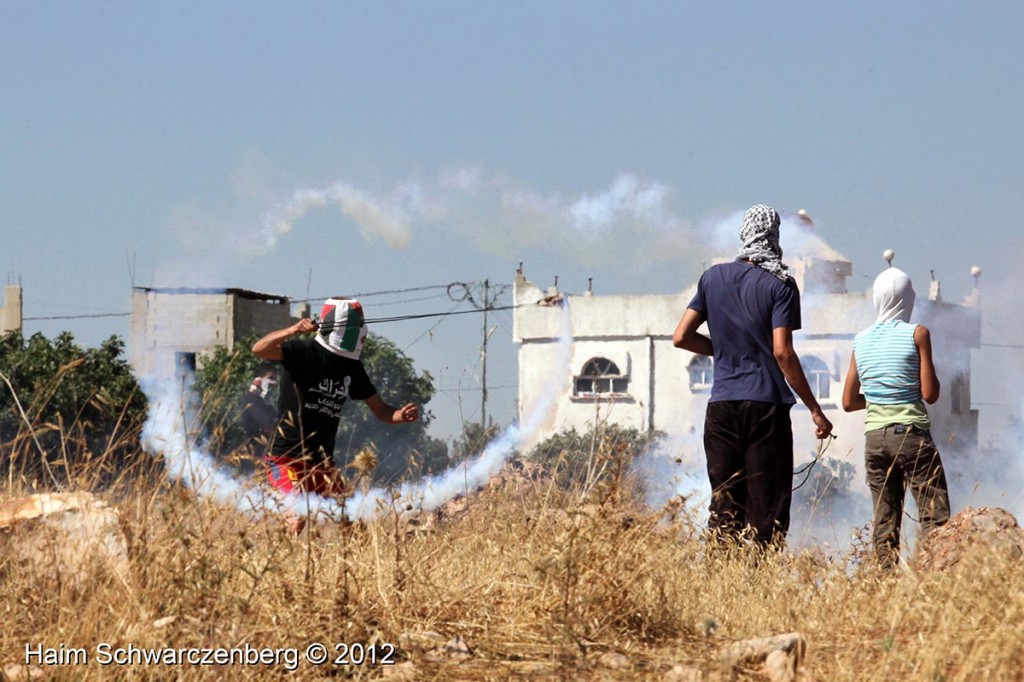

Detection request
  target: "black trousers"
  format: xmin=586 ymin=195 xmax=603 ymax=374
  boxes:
xmin=704 ymin=400 xmax=794 ymax=545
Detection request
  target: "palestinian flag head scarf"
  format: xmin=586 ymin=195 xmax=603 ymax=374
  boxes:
xmin=316 ymin=298 xmax=367 ymax=360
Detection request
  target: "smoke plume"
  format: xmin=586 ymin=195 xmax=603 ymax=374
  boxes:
xmin=247 ymin=169 xmax=695 ymax=271
xmin=257 ymin=181 xmax=416 ymax=253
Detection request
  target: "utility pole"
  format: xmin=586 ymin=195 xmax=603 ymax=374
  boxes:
xmin=481 ymin=278 xmax=489 ymax=429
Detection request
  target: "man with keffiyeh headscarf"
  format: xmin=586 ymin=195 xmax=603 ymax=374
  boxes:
xmin=252 ymin=297 xmax=420 ymax=531
xmin=673 ymin=204 xmax=833 ymax=547
xmin=842 ymin=267 xmax=950 ymax=568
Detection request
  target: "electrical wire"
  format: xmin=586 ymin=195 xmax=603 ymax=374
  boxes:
xmin=315 ymin=301 xmax=545 ymax=329
xmin=24 ymin=312 xmax=131 ymax=321
xmin=294 ymin=282 xmax=470 ymax=304
xmin=401 ymin=301 xmax=465 ymax=352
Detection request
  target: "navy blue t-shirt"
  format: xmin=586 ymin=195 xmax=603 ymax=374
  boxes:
xmin=687 ymin=261 xmax=801 ymax=404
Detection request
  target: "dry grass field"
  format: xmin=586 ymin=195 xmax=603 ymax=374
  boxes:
xmin=2 ymin=439 xmax=1024 ymax=682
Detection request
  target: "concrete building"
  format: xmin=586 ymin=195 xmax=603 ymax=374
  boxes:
xmin=1 ymin=285 xmax=22 ymax=335
xmin=130 ymin=287 xmax=294 ymax=377
xmin=513 ymin=228 xmax=981 ymax=475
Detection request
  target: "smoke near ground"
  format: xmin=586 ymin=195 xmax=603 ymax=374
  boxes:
xmin=140 ymin=374 xmax=295 ymax=518
xmin=629 ymin=425 xmax=874 ymax=552
xmin=345 ymin=299 xmax=574 ymax=519
xmin=628 ymin=430 xmax=711 ymax=527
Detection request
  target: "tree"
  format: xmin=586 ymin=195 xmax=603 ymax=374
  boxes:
xmin=528 ymin=423 xmax=661 ymax=491
xmin=334 ymin=333 xmax=448 ymax=483
xmin=0 ymin=330 xmax=148 ymax=484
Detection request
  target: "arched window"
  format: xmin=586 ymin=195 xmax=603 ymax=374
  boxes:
xmin=688 ymin=355 xmax=713 ymax=391
xmin=574 ymin=357 xmax=628 ymax=396
xmin=800 ymin=355 xmax=831 ymax=400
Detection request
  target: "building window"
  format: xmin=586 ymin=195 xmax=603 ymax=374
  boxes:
xmin=800 ymin=355 xmax=831 ymax=400
xmin=951 ymin=374 xmax=968 ymax=415
xmin=688 ymin=355 xmax=713 ymax=392
xmin=574 ymin=357 xmax=628 ymax=396
xmin=175 ymin=351 xmax=197 ymax=379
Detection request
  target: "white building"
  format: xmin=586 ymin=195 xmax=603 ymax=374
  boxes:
xmin=513 ymin=228 xmax=981 ymax=474
xmin=129 ymin=286 xmax=295 ymax=378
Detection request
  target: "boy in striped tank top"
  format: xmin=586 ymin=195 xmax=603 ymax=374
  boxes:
xmin=842 ymin=268 xmax=950 ymax=568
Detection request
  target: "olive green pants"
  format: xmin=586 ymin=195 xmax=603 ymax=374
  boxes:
xmin=865 ymin=425 xmax=950 ymax=568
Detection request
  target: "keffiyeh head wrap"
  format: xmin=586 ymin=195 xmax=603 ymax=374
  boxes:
xmin=737 ymin=204 xmax=789 ymax=281
xmin=316 ymin=298 xmax=368 ymax=360
xmin=872 ymin=267 xmax=916 ymax=323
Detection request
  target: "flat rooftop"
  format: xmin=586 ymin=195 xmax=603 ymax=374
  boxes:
xmin=132 ymin=286 xmax=289 ymax=304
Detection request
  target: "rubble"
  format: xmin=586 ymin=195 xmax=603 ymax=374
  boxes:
xmin=718 ymin=632 xmax=806 ymax=682
xmin=0 ymin=663 xmax=44 ymax=682
xmin=0 ymin=491 xmax=130 ymax=591
xmin=915 ymin=507 xmax=1024 ymax=573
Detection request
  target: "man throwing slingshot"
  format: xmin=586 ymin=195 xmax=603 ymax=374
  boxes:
xmin=252 ymin=297 xmax=419 ymax=529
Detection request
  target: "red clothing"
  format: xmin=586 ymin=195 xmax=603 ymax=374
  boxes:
xmin=265 ymin=455 xmax=346 ymax=497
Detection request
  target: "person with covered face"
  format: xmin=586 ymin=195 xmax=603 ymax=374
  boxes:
xmin=842 ymin=267 xmax=950 ymax=568
xmin=252 ymin=298 xmax=420 ymax=520
xmin=673 ymin=204 xmax=833 ymax=547
xmin=240 ymin=361 xmax=279 ymax=441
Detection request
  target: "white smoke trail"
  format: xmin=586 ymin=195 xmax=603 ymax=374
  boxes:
xmin=258 ymin=181 xmax=415 ymax=253
xmin=139 ymin=374 xmax=296 ymax=517
xmin=139 ymin=300 xmax=573 ymax=524
xmin=344 ymin=298 xmax=574 ymax=519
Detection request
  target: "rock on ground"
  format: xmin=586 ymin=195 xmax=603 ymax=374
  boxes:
xmin=915 ymin=506 xmax=1024 ymax=573
xmin=0 ymin=491 xmax=130 ymax=591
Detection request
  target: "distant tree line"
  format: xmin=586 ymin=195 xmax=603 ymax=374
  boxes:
xmin=1 ymin=327 xmax=685 ymax=493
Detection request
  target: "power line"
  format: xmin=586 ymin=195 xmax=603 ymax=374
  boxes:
xmin=294 ymin=282 xmax=471 ymax=304
xmin=981 ymin=343 xmax=1024 ymax=349
xmin=402 ymin=301 xmax=465 ymax=352
xmin=353 ymin=301 xmax=544 ymax=326
xmin=24 ymin=312 xmax=131 ymax=321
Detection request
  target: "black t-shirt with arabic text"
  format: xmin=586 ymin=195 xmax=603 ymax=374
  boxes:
xmin=271 ymin=337 xmax=376 ymax=464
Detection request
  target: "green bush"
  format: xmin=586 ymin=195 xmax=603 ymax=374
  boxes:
xmin=0 ymin=330 xmax=148 ymax=485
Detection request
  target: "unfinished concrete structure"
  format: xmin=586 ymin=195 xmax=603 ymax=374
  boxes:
xmin=513 ymin=224 xmax=982 ymax=476
xmin=1 ymin=285 xmax=22 ymax=335
xmin=129 ymin=287 xmax=293 ymax=378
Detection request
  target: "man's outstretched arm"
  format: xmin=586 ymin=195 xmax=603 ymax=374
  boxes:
xmin=252 ymin=318 xmax=318 ymax=361
xmin=364 ymin=394 xmax=420 ymax=424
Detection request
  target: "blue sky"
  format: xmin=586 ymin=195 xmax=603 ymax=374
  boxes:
xmin=3 ymin=2 xmax=1022 ymax=439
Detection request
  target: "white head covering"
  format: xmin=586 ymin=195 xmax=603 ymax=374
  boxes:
xmin=315 ymin=298 xmax=368 ymax=359
xmin=737 ymin=204 xmax=790 ymax=281
xmin=872 ymin=267 xmax=916 ymax=323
